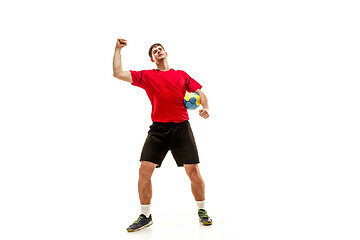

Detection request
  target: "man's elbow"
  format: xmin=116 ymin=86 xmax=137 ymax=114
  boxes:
xmin=113 ymin=71 xmax=125 ymax=80
xmin=113 ymin=71 xmax=121 ymax=79
xmin=112 ymin=71 xmax=132 ymax=83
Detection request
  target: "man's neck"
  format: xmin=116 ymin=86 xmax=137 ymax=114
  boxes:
xmin=156 ymin=60 xmax=170 ymax=71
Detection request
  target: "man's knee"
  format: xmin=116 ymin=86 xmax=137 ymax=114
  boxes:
xmin=185 ymin=164 xmax=202 ymax=181
xmin=139 ymin=161 xmax=156 ymax=179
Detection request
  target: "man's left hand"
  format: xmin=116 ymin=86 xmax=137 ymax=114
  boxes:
xmin=199 ymin=108 xmax=210 ymax=119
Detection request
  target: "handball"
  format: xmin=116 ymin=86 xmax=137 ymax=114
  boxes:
xmin=184 ymin=92 xmax=201 ymax=110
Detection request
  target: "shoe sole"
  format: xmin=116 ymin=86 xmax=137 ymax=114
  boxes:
xmin=127 ymin=221 xmax=153 ymax=232
xmin=199 ymin=219 xmax=212 ymax=226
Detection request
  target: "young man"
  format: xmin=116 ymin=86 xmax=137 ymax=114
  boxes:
xmin=113 ymin=38 xmax=212 ymax=232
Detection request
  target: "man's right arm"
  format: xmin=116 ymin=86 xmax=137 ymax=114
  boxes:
xmin=113 ymin=38 xmax=133 ymax=83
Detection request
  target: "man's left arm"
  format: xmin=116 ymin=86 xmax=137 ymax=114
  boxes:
xmin=195 ymin=89 xmax=209 ymax=119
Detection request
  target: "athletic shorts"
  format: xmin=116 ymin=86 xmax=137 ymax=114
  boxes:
xmin=140 ymin=120 xmax=200 ymax=168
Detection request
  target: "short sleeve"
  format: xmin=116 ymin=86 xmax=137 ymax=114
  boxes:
xmin=130 ymin=70 xmax=145 ymax=89
xmin=181 ymin=71 xmax=202 ymax=92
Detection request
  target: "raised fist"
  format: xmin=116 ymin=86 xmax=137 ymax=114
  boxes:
xmin=116 ymin=38 xmax=127 ymax=49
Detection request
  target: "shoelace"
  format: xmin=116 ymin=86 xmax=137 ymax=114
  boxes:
xmin=199 ymin=210 xmax=209 ymax=218
xmin=133 ymin=215 xmax=144 ymax=224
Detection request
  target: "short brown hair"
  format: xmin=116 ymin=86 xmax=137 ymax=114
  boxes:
xmin=148 ymin=43 xmax=165 ymax=59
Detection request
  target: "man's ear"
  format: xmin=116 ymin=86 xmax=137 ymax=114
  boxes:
xmin=150 ymin=58 xmax=155 ymax=63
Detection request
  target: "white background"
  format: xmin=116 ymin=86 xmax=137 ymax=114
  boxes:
xmin=1 ymin=0 xmax=359 ymax=239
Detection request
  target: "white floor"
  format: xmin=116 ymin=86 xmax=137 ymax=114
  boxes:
xmin=120 ymin=208 xmax=233 ymax=240
xmin=1 ymin=151 xmax=359 ymax=240
xmin=118 ymin=163 xmax=236 ymax=240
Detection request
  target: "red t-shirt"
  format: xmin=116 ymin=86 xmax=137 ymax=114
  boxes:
xmin=130 ymin=69 xmax=202 ymax=123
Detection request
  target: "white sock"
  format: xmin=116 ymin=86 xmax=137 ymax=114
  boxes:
xmin=141 ymin=204 xmax=151 ymax=218
xmin=196 ymin=200 xmax=205 ymax=210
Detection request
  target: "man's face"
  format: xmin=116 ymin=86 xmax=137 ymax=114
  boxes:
xmin=151 ymin=46 xmax=167 ymax=62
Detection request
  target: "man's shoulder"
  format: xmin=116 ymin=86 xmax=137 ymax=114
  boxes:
xmin=131 ymin=69 xmax=156 ymax=73
xmin=141 ymin=69 xmax=156 ymax=73
xmin=172 ymin=69 xmax=188 ymax=76
xmin=131 ymin=69 xmax=157 ymax=77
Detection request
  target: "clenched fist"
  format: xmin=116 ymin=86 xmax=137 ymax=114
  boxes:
xmin=199 ymin=108 xmax=210 ymax=119
xmin=116 ymin=38 xmax=127 ymax=49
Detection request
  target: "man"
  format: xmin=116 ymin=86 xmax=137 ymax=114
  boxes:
xmin=112 ymin=38 xmax=212 ymax=232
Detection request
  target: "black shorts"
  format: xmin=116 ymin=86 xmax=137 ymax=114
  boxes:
xmin=140 ymin=120 xmax=200 ymax=168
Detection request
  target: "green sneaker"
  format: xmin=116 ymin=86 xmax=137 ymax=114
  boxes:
xmin=127 ymin=214 xmax=153 ymax=232
xmin=198 ymin=209 xmax=212 ymax=226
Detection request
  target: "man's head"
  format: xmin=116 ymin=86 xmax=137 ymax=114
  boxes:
xmin=148 ymin=43 xmax=167 ymax=63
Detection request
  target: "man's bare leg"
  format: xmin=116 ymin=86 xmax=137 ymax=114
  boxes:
xmin=184 ymin=164 xmax=212 ymax=225
xmin=184 ymin=164 xmax=205 ymax=201
xmin=138 ymin=161 xmax=156 ymax=205
xmin=127 ymin=161 xmax=156 ymax=232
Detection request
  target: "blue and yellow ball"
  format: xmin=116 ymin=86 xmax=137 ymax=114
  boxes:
xmin=184 ymin=92 xmax=201 ymax=110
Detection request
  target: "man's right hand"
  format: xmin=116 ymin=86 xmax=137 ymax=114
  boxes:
xmin=116 ymin=38 xmax=127 ymax=49
xmin=113 ymin=38 xmax=132 ymax=83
